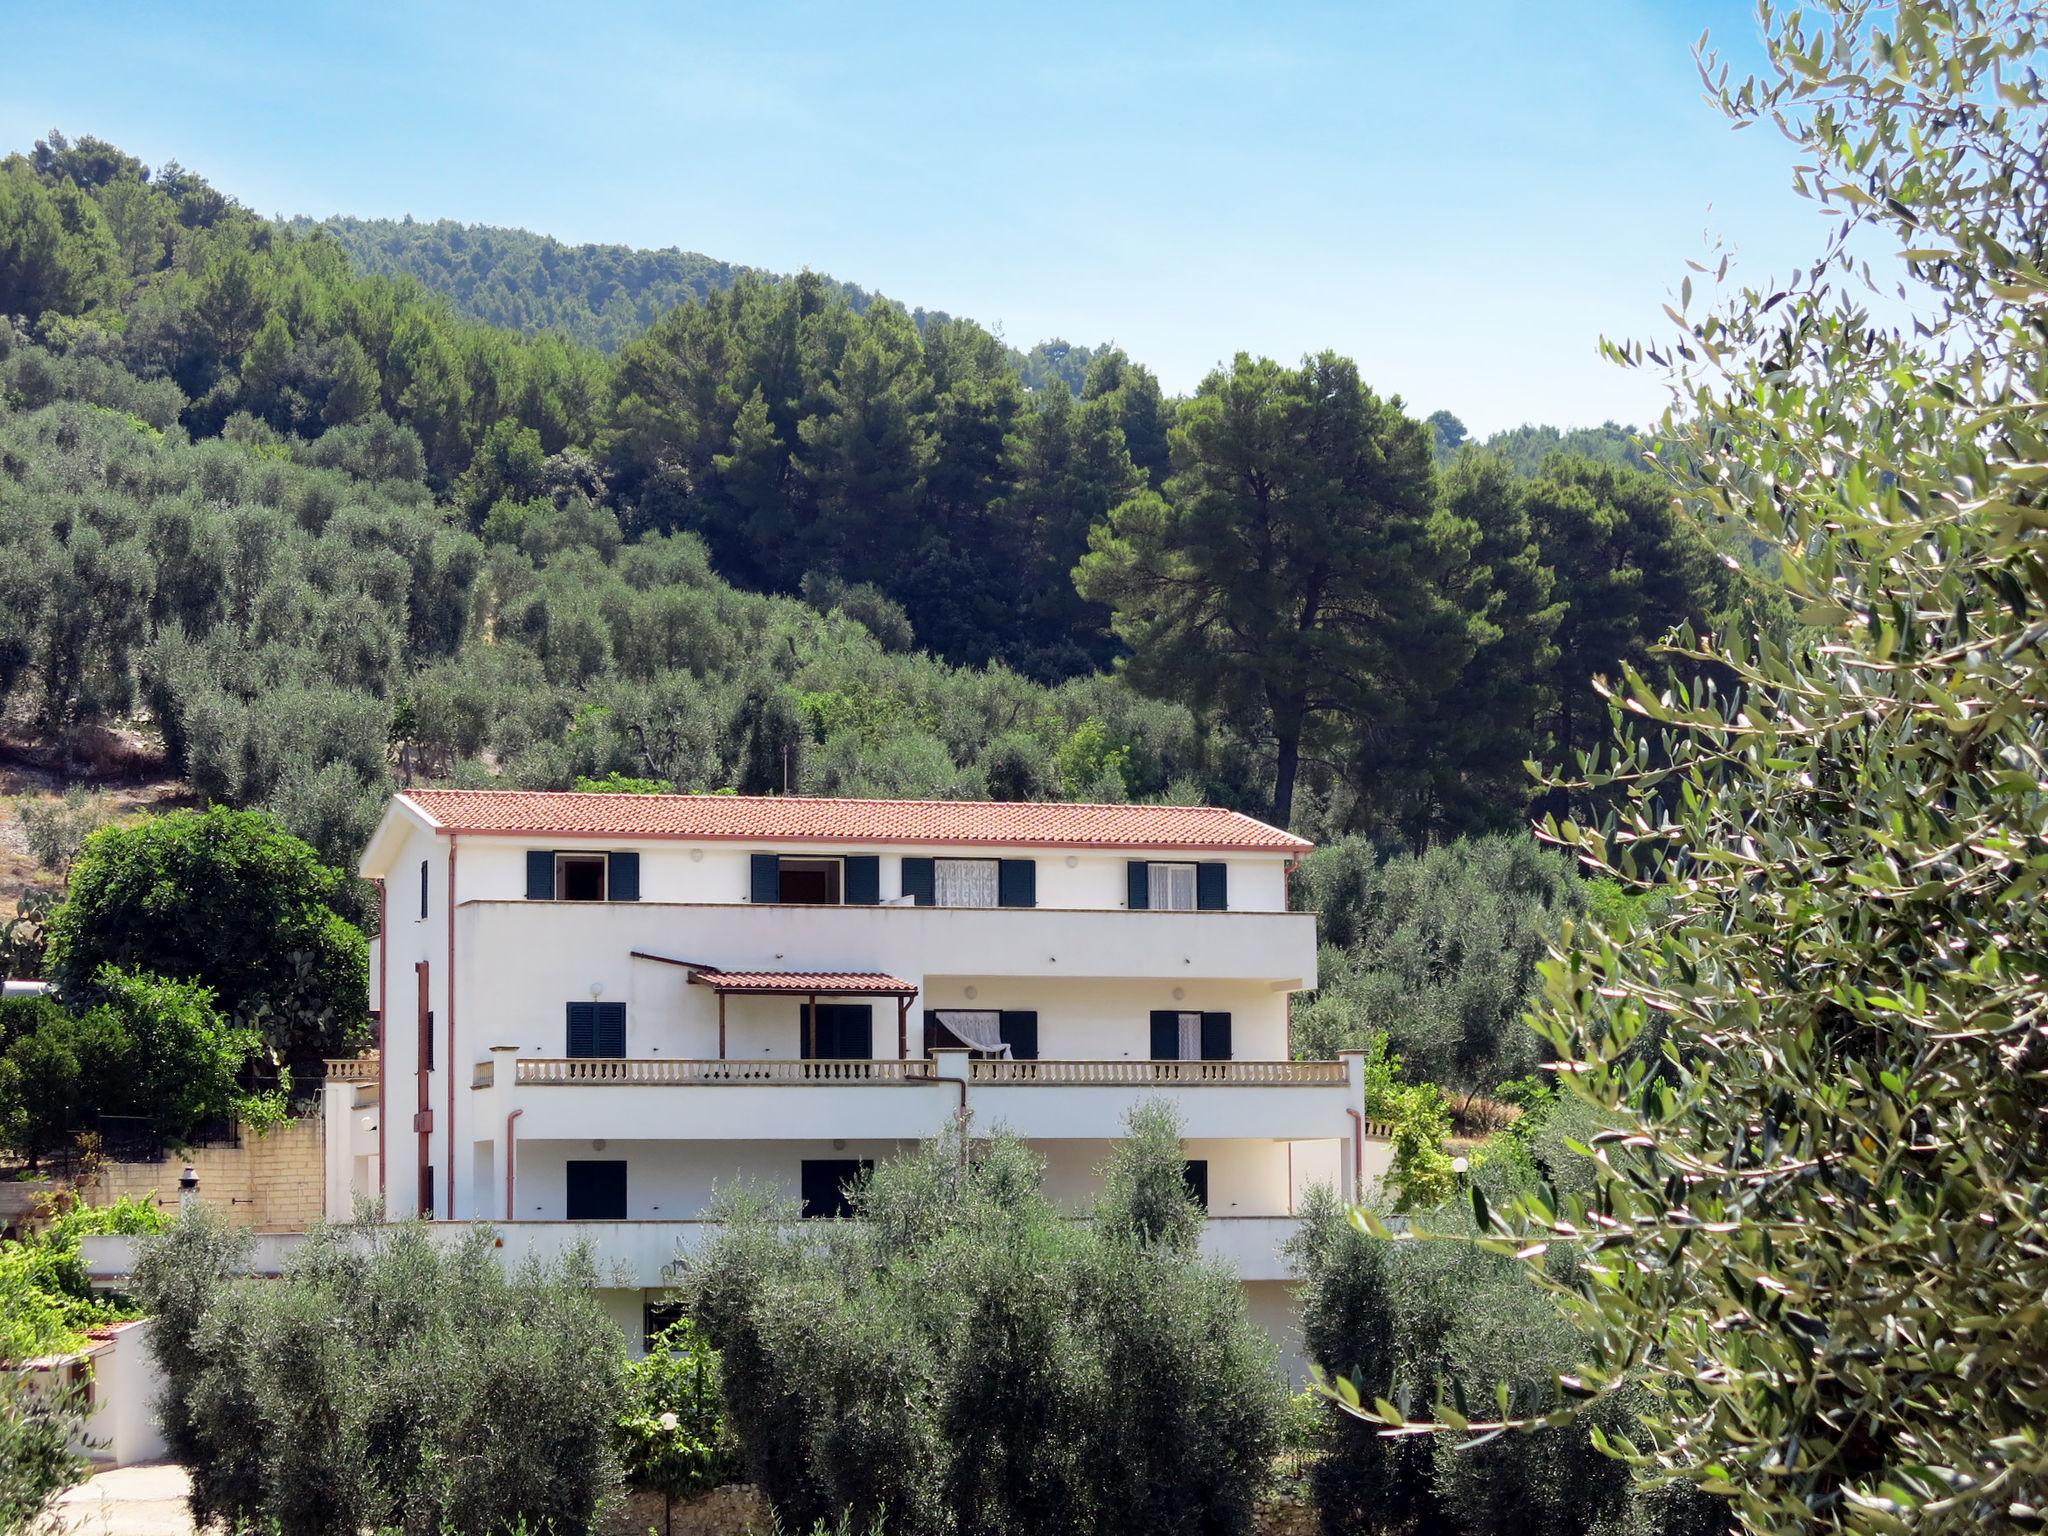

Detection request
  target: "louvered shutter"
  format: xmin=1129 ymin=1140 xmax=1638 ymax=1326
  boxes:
xmin=901 ymin=857 xmax=935 ymax=905
xmin=526 ymin=850 xmax=555 ymax=900
xmin=1196 ymin=862 xmax=1228 ymax=911
xmin=998 ymin=1011 xmax=1039 ymax=1060
xmin=845 ymin=855 xmax=880 ymax=905
xmin=1149 ymin=1010 xmax=1178 ymax=1060
xmin=997 ymin=859 xmax=1037 ymax=908
xmin=607 ymin=851 xmax=640 ymax=901
xmin=750 ymin=854 xmax=780 ymax=904
xmin=566 ymin=1001 xmax=598 ymax=1058
xmin=595 ymin=1002 xmax=626 ymax=1057
xmin=1127 ymin=861 xmax=1150 ymax=909
xmin=1199 ymin=1012 xmax=1232 ymax=1061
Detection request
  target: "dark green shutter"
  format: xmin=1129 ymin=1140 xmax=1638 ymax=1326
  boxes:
xmin=998 ymin=1010 xmax=1039 ymax=1060
xmin=845 ymin=855 xmax=880 ymax=905
xmin=566 ymin=1161 xmax=627 ymax=1220
xmin=607 ymin=851 xmax=640 ymax=901
xmin=998 ymin=859 xmax=1037 ymax=908
xmin=1127 ymin=861 xmax=1150 ymax=910
xmin=1196 ymin=862 xmax=1228 ymax=911
xmin=596 ymin=1002 xmax=626 ymax=1057
xmin=526 ymin=850 xmax=556 ymax=900
xmin=566 ymin=1002 xmax=597 ymax=1057
xmin=901 ymin=857 xmax=935 ymax=905
xmin=1150 ymin=1010 xmax=1178 ymax=1060
xmin=750 ymin=853 xmax=780 ymax=904
xmin=1200 ymin=1012 xmax=1232 ymax=1061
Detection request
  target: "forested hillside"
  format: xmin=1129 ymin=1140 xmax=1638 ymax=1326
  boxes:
xmin=0 ymin=129 xmax=1758 ymax=870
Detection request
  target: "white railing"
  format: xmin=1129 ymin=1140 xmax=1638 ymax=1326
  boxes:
xmin=514 ymin=1057 xmax=930 ymax=1086
xmin=970 ymin=1059 xmax=1347 ymax=1086
xmin=323 ymin=1055 xmax=380 ymax=1082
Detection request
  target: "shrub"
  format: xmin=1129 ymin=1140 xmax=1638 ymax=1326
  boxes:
xmin=616 ymin=1316 xmax=738 ymax=1506
xmin=0 ymin=1191 xmax=163 ymax=1363
xmin=14 ymin=788 xmax=111 ymax=877
xmin=689 ymin=1108 xmax=1283 ymax=1536
xmin=0 ymin=1372 xmax=87 ymax=1534
xmin=44 ymin=806 xmax=368 ymax=1072
xmin=133 ymin=1210 xmax=628 ymax=1536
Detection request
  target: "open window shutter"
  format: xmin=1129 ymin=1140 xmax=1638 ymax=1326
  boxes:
xmin=566 ymin=1001 xmax=597 ymax=1058
xmin=1200 ymin=1012 xmax=1232 ymax=1061
xmin=526 ymin=850 xmax=556 ymax=900
xmin=607 ymin=851 xmax=640 ymax=901
xmin=1197 ymin=862 xmax=1228 ymax=911
xmin=1150 ymin=1010 xmax=1178 ymax=1060
xmin=997 ymin=859 xmax=1037 ymax=908
xmin=998 ymin=1011 xmax=1039 ymax=1060
xmin=1127 ymin=861 xmax=1150 ymax=910
xmin=1182 ymin=1160 xmax=1209 ymax=1210
xmin=901 ymin=857 xmax=935 ymax=906
xmin=842 ymin=1006 xmax=873 ymax=1058
xmin=845 ymin=855 xmax=880 ymax=905
xmin=596 ymin=1002 xmax=626 ymax=1057
xmin=750 ymin=853 xmax=780 ymax=904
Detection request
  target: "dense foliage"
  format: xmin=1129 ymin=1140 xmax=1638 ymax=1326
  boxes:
xmin=1291 ymin=1167 xmax=1715 ymax=1536
xmin=0 ymin=967 xmax=253 ymax=1163
xmin=689 ymin=1106 xmax=1284 ymax=1536
xmin=1 ymin=130 xmax=1754 ymax=855
xmin=298 ymin=215 xmax=870 ymax=353
xmin=44 ymin=807 xmax=368 ymax=1072
xmin=1339 ymin=4 xmax=2048 ymax=1531
xmin=615 ymin=1316 xmax=739 ymax=1508
xmin=1292 ymin=833 xmax=1589 ymax=1095
xmin=134 ymin=1209 xmax=628 ymax=1536
xmin=0 ymin=1191 xmax=164 ymax=1364
xmin=0 ymin=1372 xmax=86 ymax=1534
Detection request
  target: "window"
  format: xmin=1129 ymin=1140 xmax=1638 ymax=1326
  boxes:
xmin=803 ymin=1004 xmax=873 ymax=1060
xmin=933 ymin=858 xmax=999 ymax=908
xmin=1148 ymin=862 xmax=1198 ymax=911
xmin=557 ymin=854 xmax=607 ymax=902
xmin=419 ymin=859 xmax=429 ymax=920
xmin=1148 ymin=1010 xmax=1232 ymax=1061
xmin=1127 ymin=860 xmax=1228 ymax=911
xmin=567 ymin=1002 xmax=627 ymax=1058
xmin=800 ymin=1158 xmax=872 ymax=1219
xmin=1183 ymin=1160 xmax=1210 ymax=1211
xmin=566 ymin=1160 xmax=627 ymax=1220
xmin=419 ymin=1164 xmax=435 ymax=1219
xmin=643 ymin=1300 xmax=687 ymax=1352
xmin=526 ymin=851 xmax=640 ymax=901
xmin=780 ymin=857 xmax=840 ymax=903
xmin=926 ymin=1009 xmax=1038 ymax=1059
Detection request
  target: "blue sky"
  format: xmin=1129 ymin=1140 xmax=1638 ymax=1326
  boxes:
xmin=1 ymin=2 xmax=1818 ymax=435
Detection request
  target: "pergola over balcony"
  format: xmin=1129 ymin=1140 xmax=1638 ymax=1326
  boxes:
xmin=630 ymin=952 xmax=921 ymax=1057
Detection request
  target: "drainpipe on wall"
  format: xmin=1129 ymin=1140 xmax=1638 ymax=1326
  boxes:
xmin=445 ymin=834 xmax=458 ymax=1219
xmin=374 ymin=876 xmax=387 ymax=1207
xmin=927 ymin=1048 xmax=971 ymax=1164
xmin=504 ymin=1107 xmax=523 ymax=1221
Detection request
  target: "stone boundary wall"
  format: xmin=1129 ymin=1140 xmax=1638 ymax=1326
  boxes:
xmin=84 ymin=1111 xmax=325 ymax=1230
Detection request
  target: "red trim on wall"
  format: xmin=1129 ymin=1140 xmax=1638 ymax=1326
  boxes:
xmin=445 ymin=835 xmax=458 ymax=1220
xmin=415 ymin=961 xmax=431 ymax=1214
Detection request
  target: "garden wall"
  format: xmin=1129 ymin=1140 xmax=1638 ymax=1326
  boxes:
xmin=83 ymin=1112 xmax=326 ymax=1230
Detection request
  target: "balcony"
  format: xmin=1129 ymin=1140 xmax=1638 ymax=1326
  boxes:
xmin=79 ymin=1215 xmax=1313 ymax=1288
xmin=458 ymin=899 xmax=1318 ymax=987
xmin=482 ymin=1054 xmax=1363 ymax=1145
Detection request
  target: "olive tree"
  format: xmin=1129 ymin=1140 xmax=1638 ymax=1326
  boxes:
xmin=1335 ymin=6 xmax=2048 ymax=1532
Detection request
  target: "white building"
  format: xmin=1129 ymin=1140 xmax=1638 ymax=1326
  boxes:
xmin=326 ymin=789 xmax=1390 ymax=1372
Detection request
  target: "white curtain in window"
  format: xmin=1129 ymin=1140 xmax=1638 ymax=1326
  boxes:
xmin=1149 ymin=862 xmax=1197 ymax=912
xmin=1177 ymin=1011 xmax=1201 ymax=1061
xmin=935 ymin=1010 xmax=1010 ymax=1057
xmin=935 ymin=858 xmax=1000 ymax=908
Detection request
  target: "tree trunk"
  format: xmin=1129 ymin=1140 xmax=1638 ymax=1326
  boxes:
xmin=1272 ymin=730 xmax=1300 ymax=830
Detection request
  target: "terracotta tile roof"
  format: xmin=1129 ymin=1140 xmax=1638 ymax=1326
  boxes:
xmin=690 ymin=971 xmax=920 ymax=995
xmin=399 ymin=790 xmax=1310 ymax=854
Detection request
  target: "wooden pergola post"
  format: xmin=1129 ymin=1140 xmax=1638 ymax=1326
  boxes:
xmin=717 ymin=993 xmax=727 ymax=1061
xmin=807 ymin=994 xmax=818 ymax=1059
xmin=897 ymin=996 xmax=910 ymax=1060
